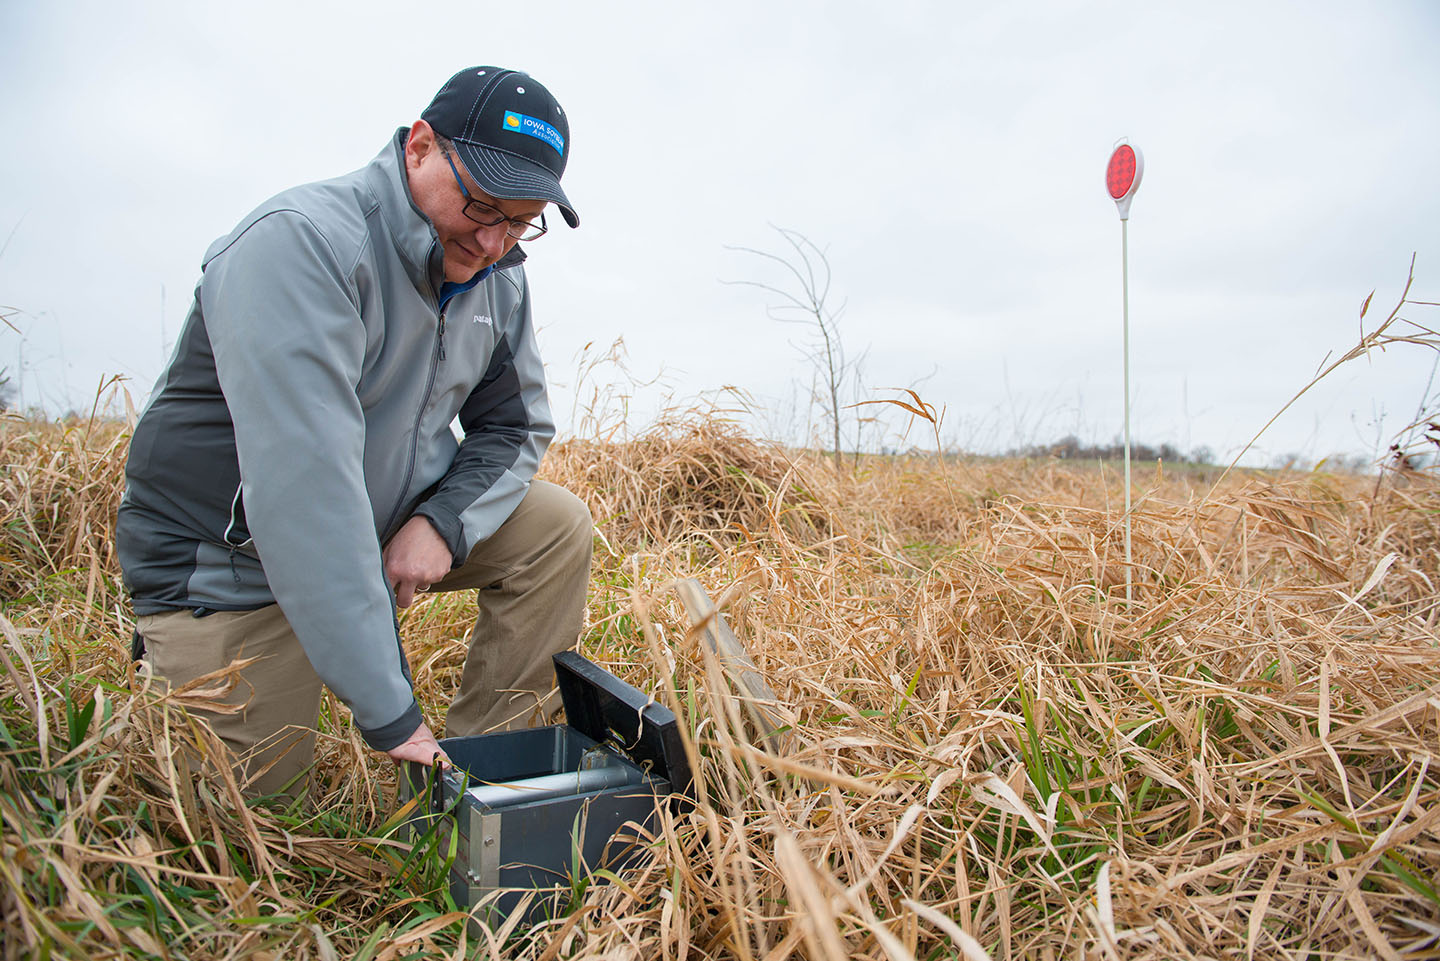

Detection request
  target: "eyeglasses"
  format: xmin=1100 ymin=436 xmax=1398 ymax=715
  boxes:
xmin=439 ymin=144 xmax=548 ymax=242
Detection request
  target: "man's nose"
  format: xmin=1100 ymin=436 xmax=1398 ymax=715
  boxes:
xmin=473 ymin=221 xmax=511 ymax=259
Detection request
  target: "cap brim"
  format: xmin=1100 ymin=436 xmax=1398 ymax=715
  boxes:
xmin=452 ymin=140 xmax=579 ymax=228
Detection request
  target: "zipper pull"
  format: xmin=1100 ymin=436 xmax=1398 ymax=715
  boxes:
xmin=438 ymin=312 xmax=447 ymax=361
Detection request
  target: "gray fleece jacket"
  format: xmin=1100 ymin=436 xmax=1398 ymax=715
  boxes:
xmin=117 ymin=129 xmax=554 ymax=750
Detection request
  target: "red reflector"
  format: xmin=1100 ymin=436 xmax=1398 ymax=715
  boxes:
xmin=1107 ymin=145 xmax=1136 ymax=199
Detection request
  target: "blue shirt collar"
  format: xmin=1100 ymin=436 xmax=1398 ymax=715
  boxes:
xmin=438 ymin=265 xmax=492 ymax=311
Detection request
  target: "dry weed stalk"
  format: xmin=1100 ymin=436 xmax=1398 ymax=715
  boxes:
xmin=3 ymin=400 xmax=1439 ymax=959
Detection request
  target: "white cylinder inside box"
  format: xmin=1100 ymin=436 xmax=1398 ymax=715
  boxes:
xmin=464 ymin=765 xmax=640 ymax=808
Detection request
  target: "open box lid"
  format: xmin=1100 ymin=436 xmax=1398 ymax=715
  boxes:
xmin=554 ymin=651 xmax=692 ymax=796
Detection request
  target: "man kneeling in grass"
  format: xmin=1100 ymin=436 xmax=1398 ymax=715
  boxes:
xmin=116 ymin=67 xmax=591 ymax=800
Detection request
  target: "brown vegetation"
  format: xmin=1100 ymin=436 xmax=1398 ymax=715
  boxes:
xmin=3 ymin=409 xmax=1439 ymax=960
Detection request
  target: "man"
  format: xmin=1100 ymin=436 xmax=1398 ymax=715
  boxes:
xmin=116 ymin=67 xmax=592 ymax=799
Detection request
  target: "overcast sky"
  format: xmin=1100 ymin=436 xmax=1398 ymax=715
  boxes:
xmin=2 ymin=1 xmax=1437 ymax=465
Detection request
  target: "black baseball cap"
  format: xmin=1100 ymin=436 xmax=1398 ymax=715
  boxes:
xmin=421 ymin=66 xmax=578 ymax=228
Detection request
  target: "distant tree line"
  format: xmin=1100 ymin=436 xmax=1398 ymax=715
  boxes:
xmin=1009 ymin=434 xmax=1215 ymax=465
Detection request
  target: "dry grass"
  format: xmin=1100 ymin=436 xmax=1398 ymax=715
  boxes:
xmin=3 ymin=402 xmax=1439 ymax=960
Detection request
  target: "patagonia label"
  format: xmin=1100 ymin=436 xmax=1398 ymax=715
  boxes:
xmin=502 ymin=110 xmax=564 ymax=156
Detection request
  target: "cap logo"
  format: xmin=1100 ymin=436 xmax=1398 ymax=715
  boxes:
xmin=501 ymin=110 xmax=564 ymax=157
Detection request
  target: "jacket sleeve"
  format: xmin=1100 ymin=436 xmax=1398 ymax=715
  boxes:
xmin=413 ymin=266 xmax=555 ymax=564
xmin=201 ymin=210 xmax=422 ymax=751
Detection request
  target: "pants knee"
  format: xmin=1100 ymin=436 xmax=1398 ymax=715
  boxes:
xmin=546 ymin=484 xmax=593 ymax=566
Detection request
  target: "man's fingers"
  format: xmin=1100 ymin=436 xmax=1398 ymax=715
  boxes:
xmin=387 ymin=740 xmax=447 ymax=767
xmin=391 ymin=579 xmax=434 ymax=608
xmin=385 ymin=721 xmax=445 ymax=766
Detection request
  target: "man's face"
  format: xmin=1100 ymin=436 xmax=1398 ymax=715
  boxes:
xmin=405 ymin=122 xmax=548 ymax=284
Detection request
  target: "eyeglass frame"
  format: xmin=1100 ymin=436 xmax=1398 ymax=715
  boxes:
xmin=438 ymin=143 xmax=549 ymax=242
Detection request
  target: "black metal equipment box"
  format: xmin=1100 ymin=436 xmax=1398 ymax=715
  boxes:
xmin=403 ymin=651 xmax=691 ymax=929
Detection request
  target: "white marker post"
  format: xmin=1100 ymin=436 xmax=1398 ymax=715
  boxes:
xmin=1106 ymin=142 xmax=1143 ymax=604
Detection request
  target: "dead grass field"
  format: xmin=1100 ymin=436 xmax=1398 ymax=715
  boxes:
xmin=3 ymin=409 xmax=1439 ymax=960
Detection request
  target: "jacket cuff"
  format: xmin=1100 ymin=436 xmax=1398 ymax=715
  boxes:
xmin=359 ymin=699 xmax=425 ymax=751
xmin=414 ymin=505 xmax=467 ymax=566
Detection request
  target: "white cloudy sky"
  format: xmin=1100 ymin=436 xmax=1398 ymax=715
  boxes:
xmin=2 ymin=1 xmax=1437 ymax=465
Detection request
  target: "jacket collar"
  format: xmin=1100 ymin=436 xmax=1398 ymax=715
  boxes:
xmin=364 ymin=128 xmax=526 ymax=295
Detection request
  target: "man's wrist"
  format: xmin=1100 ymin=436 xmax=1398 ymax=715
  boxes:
xmin=358 ymin=699 xmax=425 ymax=751
xmin=412 ymin=506 xmax=464 ymax=565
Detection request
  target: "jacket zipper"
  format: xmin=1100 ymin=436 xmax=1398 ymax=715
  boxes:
xmin=379 ymin=256 xmax=446 ymax=538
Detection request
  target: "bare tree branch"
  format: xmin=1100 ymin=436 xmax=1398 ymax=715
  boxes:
xmin=724 ymin=226 xmax=859 ymax=472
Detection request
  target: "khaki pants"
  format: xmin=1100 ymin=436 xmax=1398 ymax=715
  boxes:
xmin=138 ymin=480 xmax=593 ymax=799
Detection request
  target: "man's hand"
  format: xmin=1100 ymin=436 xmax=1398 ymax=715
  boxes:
xmin=383 ymin=516 xmax=453 ymax=608
xmin=386 ymin=720 xmax=450 ymax=768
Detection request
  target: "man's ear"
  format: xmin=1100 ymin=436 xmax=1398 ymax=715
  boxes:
xmin=405 ymin=119 xmax=437 ymax=174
